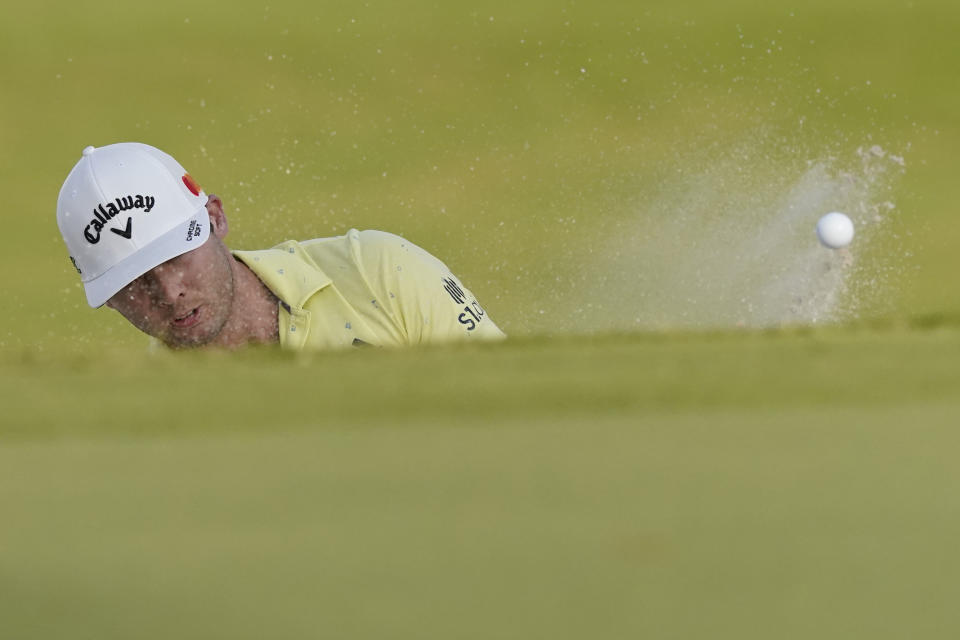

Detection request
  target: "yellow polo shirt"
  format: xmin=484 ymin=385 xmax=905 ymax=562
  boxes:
xmin=233 ymin=229 xmax=505 ymax=350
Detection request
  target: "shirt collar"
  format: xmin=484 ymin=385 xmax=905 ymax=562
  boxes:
xmin=232 ymin=240 xmax=333 ymax=310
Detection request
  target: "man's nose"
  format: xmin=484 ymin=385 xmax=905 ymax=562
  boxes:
xmin=147 ymin=264 xmax=187 ymax=304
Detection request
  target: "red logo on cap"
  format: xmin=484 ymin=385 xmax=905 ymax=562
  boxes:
xmin=182 ymin=174 xmax=201 ymax=196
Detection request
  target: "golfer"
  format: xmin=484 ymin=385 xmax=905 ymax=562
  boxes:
xmin=56 ymin=142 xmax=505 ymax=350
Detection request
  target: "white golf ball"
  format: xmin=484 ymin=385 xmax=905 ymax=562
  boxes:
xmin=816 ymin=212 xmax=854 ymax=249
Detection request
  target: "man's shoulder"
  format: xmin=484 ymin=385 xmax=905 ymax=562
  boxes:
xmin=237 ymin=230 xmax=393 ymax=271
xmin=298 ymin=229 xmax=446 ymax=273
xmin=237 ymin=229 xmax=437 ymax=268
xmin=298 ymin=229 xmax=412 ymax=257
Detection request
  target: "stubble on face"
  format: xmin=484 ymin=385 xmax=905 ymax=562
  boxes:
xmin=163 ymin=245 xmax=236 ymax=349
xmin=108 ymin=236 xmax=238 ymax=349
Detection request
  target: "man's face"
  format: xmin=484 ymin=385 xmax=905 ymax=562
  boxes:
xmin=106 ymin=218 xmax=236 ymax=349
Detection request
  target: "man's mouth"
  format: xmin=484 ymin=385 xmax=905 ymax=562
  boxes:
xmin=172 ymin=307 xmax=201 ymax=328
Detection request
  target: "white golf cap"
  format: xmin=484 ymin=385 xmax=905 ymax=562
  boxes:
xmin=56 ymin=143 xmax=211 ymax=307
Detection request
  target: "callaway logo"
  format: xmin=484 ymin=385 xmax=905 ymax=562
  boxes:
xmin=83 ymin=195 xmax=155 ymax=244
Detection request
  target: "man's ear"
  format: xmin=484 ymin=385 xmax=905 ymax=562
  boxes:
xmin=205 ymin=194 xmax=229 ymax=240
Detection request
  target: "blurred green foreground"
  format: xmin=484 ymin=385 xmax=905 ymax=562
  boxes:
xmin=4 ymin=325 xmax=960 ymax=638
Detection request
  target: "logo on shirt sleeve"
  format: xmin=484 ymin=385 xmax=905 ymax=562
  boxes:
xmin=442 ymin=277 xmax=467 ymax=304
xmin=443 ymin=276 xmax=485 ymax=331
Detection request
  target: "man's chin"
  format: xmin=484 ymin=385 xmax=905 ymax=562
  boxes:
xmin=160 ymin=322 xmax=225 ymax=350
xmin=162 ymin=335 xmax=213 ymax=350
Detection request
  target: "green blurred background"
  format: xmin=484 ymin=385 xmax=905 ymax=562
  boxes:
xmin=2 ymin=0 xmax=960 ymax=637
xmin=3 ymin=0 xmax=958 ymax=349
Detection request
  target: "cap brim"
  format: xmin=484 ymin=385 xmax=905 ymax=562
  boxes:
xmin=82 ymin=206 xmax=211 ymax=308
